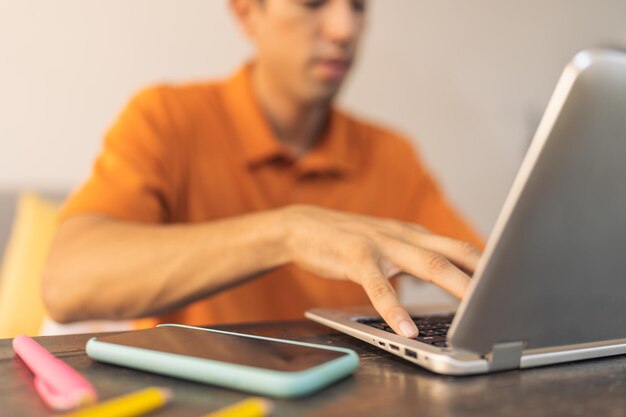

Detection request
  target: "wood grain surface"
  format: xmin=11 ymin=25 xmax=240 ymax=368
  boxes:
xmin=2 ymin=320 xmax=626 ymax=417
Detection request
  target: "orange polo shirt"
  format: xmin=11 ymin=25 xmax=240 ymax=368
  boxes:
xmin=60 ymin=64 xmax=481 ymax=327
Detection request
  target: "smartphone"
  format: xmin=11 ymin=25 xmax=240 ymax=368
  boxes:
xmin=86 ymin=324 xmax=358 ymax=398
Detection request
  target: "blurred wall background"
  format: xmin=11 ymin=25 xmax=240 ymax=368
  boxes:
xmin=2 ymin=1 xmax=626 ymax=233
xmin=1 ymin=1 xmax=625 ymax=302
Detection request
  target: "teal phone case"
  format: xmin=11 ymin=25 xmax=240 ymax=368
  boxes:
xmin=85 ymin=324 xmax=359 ymax=398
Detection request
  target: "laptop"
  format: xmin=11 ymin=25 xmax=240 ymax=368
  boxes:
xmin=306 ymin=48 xmax=626 ymax=375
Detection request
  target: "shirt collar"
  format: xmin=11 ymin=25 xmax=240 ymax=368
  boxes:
xmin=221 ymin=63 xmax=358 ymax=177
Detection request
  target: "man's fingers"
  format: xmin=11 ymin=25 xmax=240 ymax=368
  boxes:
xmin=358 ymin=262 xmax=418 ymax=338
xmin=380 ymin=239 xmax=471 ymax=298
xmin=415 ymin=234 xmax=481 ymax=274
xmin=383 ymin=224 xmax=481 ymax=275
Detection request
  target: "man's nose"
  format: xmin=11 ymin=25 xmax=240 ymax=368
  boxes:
xmin=322 ymin=0 xmax=362 ymax=48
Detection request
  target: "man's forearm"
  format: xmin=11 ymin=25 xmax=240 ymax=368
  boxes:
xmin=44 ymin=204 xmax=480 ymax=339
xmin=43 ymin=209 xmax=290 ymax=322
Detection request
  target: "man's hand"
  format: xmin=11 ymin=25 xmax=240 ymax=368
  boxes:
xmin=43 ymin=204 xmax=479 ymax=327
xmin=282 ymin=205 xmax=482 ymax=338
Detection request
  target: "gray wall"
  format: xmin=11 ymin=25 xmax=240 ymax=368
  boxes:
xmin=1 ymin=1 xmax=625 ymax=236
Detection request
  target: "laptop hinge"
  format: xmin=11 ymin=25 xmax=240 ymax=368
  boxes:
xmin=486 ymin=341 xmax=525 ymax=371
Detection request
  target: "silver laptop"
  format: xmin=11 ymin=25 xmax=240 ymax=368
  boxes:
xmin=306 ymin=48 xmax=626 ymax=375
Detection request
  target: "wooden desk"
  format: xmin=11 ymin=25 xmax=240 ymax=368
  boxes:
xmin=2 ymin=320 xmax=626 ymax=417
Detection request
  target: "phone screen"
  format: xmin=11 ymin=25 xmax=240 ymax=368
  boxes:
xmin=97 ymin=326 xmax=347 ymax=372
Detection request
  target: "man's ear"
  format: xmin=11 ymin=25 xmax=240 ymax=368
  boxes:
xmin=230 ymin=0 xmax=261 ymax=40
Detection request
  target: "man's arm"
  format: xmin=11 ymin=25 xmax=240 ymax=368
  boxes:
xmin=43 ymin=204 xmax=480 ymax=338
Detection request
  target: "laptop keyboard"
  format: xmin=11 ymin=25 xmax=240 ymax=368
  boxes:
xmin=356 ymin=313 xmax=454 ymax=348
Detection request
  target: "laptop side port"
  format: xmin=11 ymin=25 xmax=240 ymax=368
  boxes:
xmin=390 ymin=344 xmax=399 ymax=351
xmin=405 ymin=349 xmax=417 ymax=359
xmin=378 ymin=341 xmax=386 ymax=347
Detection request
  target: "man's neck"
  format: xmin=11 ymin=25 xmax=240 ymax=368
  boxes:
xmin=252 ymin=64 xmax=331 ymax=157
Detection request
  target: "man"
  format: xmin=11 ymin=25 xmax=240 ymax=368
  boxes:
xmin=43 ymin=0 xmax=482 ymax=339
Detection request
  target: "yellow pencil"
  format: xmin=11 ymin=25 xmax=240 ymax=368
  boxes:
xmin=58 ymin=386 xmax=171 ymax=417
xmin=201 ymin=397 xmax=273 ymax=417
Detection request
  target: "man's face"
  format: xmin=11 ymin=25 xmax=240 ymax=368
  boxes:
xmin=241 ymin=0 xmax=367 ymax=104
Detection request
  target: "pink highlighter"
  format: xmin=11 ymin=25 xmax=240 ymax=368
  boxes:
xmin=12 ymin=335 xmax=98 ymax=411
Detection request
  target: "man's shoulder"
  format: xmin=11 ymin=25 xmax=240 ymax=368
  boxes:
xmin=129 ymin=78 xmax=225 ymax=112
xmin=122 ymin=77 xmax=232 ymax=134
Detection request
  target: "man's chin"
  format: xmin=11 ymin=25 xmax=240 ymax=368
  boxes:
xmin=303 ymin=79 xmax=345 ymax=105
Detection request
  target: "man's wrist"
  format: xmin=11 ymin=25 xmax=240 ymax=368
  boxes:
xmin=271 ymin=204 xmax=307 ymax=267
xmin=262 ymin=205 xmax=296 ymax=268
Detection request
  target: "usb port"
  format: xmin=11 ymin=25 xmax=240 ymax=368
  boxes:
xmin=378 ymin=341 xmax=385 ymax=347
xmin=390 ymin=344 xmax=399 ymax=351
xmin=405 ymin=349 xmax=417 ymax=359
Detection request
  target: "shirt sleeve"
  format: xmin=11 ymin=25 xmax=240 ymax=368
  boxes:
xmin=59 ymin=87 xmax=179 ymax=223
xmin=400 ymin=146 xmax=484 ymax=249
